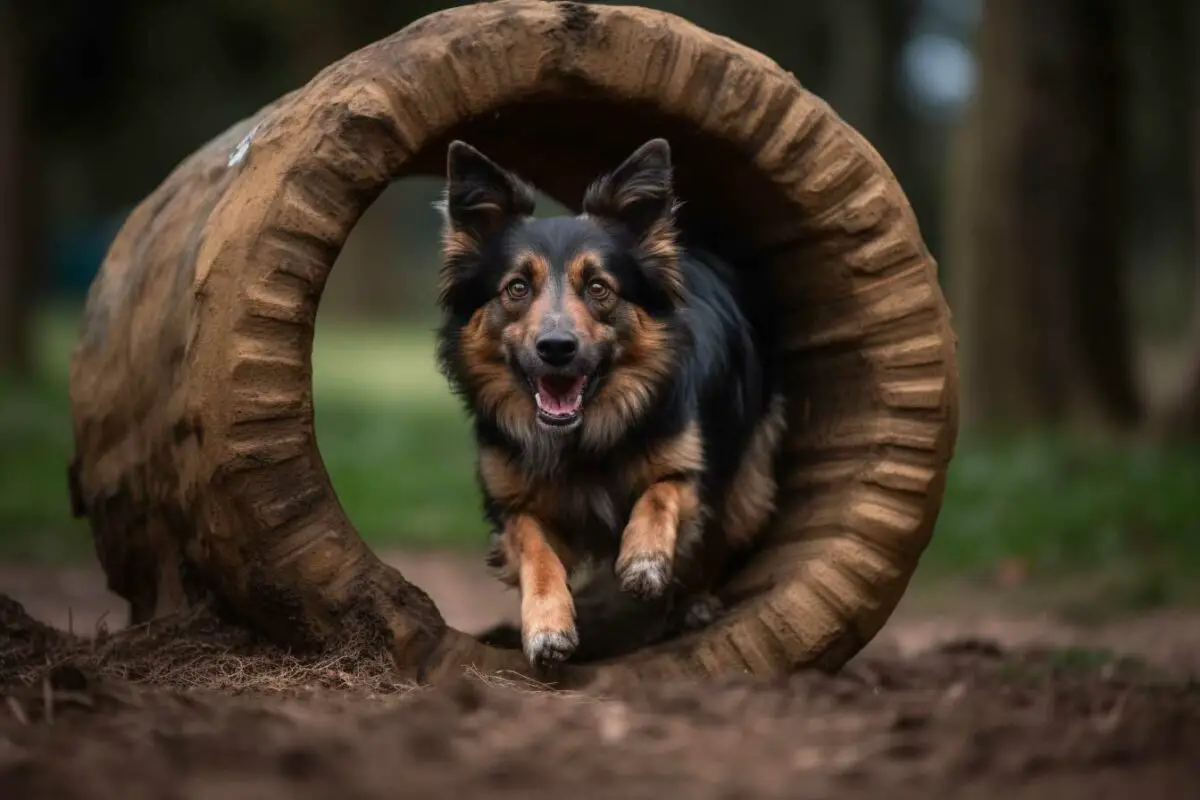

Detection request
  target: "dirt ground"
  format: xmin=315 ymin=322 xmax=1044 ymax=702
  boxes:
xmin=2 ymin=550 xmax=1199 ymax=799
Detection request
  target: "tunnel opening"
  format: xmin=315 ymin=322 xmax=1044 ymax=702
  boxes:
xmin=314 ymin=92 xmax=812 ymax=661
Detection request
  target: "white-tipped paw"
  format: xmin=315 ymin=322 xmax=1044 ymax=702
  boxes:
xmin=523 ymin=626 xmax=579 ymax=667
xmin=616 ymin=552 xmax=673 ymax=599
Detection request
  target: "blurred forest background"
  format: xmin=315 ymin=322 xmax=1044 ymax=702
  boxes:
xmin=0 ymin=0 xmax=1197 ymax=617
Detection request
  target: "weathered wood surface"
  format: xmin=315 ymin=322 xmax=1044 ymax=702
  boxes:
xmin=67 ymin=0 xmax=958 ymax=686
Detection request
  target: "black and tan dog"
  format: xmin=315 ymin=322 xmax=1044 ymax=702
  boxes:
xmin=434 ymin=137 xmax=785 ymax=667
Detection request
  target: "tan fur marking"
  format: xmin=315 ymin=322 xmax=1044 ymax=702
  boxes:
xmin=616 ymin=423 xmax=705 ymax=582
xmin=500 ymin=514 xmax=575 ymax=643
xmin=478 ymin=447 xmax=527 ymax=508
xmin=440 ymin=227 xmax=478 ymax=263
xmin=582 ymin=306 xmax=676 ymax=450
xmin=478 ymin=447 xmax=581 ymax=570
xmin=562 ymin=292 xmax=596 ymax=341
xmin=564 ymin=249 xmax=620 ymax=346
xmin=641 ymin=217 xmax=678 ymax=264
xmin=452 ymin=249 xmax=563 ymax=450
xmin=625 ymin=421 xmax=704 ymax=488
xmin=521 ymin=289 xmax=553 ymax=335
xmin=639 ymin=217 xmax=684 ymax=304
xmin=617 ymin=479 xmax=700 ymax=572
xmin=436 ymin=228 xmax=480 ymax=302
xmin=565 ymin=250 xmax=612 ymax=289
xmin=503 ymin=249 xmax=552 ymax=374
xmin=458 ymin=309 xmax=536 ymax=445
xmin=721 ymin=393 xmax=787 ymax=548
xmin=509 ymin=249 xmax=550 ymax=288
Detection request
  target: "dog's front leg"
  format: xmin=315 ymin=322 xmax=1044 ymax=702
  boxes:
xmin=615 ymin=478 xmax=700 ymax=599
xmin=494 ymin=513 xmax=578 ymax=666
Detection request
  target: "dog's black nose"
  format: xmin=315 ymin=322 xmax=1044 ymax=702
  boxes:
xmin=535 ymin=332 xmax=578 ymax=366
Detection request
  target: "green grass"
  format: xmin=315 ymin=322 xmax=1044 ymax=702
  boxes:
xmin=3 ymin=305 xmax=1200 ymax=615
xmin=0 ymin=370 xmax=87 ymax=562
xmin=0 ymin=307 xmax=484 ymax=561
xmin=924 ymin=431 xmax=1200 ymax=601
xmin=311 ymin=319 xmax=482 ymax=550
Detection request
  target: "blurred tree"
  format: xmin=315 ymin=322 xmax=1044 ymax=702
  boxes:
xmin=942 ymin=88 xmax=979 ymax=323
xmin=873 ymin=0 xmax=940 ymax=259
xmin=14 ymin=0 xmax=936 ymax=324
xmin=824 ymin=0 xmax=886 ymax=139
xmin=0 ymin=0 xmax=36 ymax=376
xmin=1162 ymin=1 xmax=1200 ymax=439
xmin=954 ymin=0 xmax=1140 ymax=430
xmin=20 ymin=0 xmax=459 ymax=320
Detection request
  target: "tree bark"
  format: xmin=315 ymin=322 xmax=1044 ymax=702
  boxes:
xmin=960 ymin=0 xmax=1140 ymax=430
xmin=0 ymin=0 xmax=35 ymax=377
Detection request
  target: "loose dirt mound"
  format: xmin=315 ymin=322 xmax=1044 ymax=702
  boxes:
xmin=1 ymin=594 xmax=1198 ymax=799
xmin=0 ymin=592 xmax=411 ymax=695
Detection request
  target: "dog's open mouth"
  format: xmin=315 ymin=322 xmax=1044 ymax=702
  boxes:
xmin=534 ymin=375 xmax=587 ymax=427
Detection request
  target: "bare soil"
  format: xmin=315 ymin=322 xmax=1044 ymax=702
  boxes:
xmin=2 ymin=551 xmax=1199 ymax=799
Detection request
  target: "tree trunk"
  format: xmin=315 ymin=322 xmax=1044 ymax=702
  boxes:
xmin=960 ymin=0 xmax=1140 ymax=430
xmin=1170 ymin=344 xmax=1200 ymax=439
xmin=0 ymin=0 xmax=35 ymax=377
xmin=944 ymin=89 xmax=982 ymax=417
xmin=1162 ymin=4 xmax=1200 ymax=439
xmin=874 ymin=0 xmax=939 ymax=260
xmin=823 ymin=0 xmax=886 ymax=143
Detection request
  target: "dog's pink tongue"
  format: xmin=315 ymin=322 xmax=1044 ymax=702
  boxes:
xmin=536 ymin=377 xmax=585 ymax=415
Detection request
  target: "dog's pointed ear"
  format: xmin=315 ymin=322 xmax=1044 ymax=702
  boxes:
xmin=435 ymin=142 xmax=535 ymax=313
xmin=581 ymin=138 xmax=676 ymax=239
xmin=441 ymin=140 xmax=536 ymax=237
xmin=582 ymin=138 xmax=683 ymax=306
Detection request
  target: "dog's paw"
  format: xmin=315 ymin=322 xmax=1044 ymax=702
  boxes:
xmin=682 ymin=594 xmax=725 ymax=631
xmin=615 ymin=552 xmax=673 ymax=599
xmin=523 ymin=625 xmax=579 ymax=667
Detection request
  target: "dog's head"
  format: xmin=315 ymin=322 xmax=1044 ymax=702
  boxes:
xmin=435 ymin=138 xmax=686 ymax=450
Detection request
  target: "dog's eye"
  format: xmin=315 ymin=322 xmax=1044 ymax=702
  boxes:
xmin=586 ymin=280 xmax=611 ymax=300
xmin=505 ymin=279 xmax=530 ymax=300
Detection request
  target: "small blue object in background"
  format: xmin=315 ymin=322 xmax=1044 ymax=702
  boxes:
xmin=48 ymin=210 xmax=129 ymax=299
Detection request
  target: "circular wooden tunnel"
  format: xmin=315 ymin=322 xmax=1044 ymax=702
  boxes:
xmin=66 ymin=0 xmax=958 ymax=688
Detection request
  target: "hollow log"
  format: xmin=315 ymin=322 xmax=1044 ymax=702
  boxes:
xmin=67 ymin=1 xmax=958 ymax=687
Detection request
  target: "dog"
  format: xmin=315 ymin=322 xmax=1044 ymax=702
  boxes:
xmin=433 ymin=137 xmax=786 ymax=667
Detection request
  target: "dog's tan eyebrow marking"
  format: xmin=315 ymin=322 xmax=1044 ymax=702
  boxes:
xmin=567 ymin=249 xmax=617 ymax=292
xmin=505 ymin=249 xmax=551 ymax=288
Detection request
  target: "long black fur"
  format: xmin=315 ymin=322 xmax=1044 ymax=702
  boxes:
xmin=435 ymin=139 xmax=778 ymax=657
